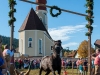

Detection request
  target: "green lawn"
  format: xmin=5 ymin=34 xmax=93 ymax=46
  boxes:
xmin=19 ymin=69 xmax=78 ymax=75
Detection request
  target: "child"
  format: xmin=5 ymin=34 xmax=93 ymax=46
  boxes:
xmin=63 ymin=66 xmax=68 ymax=75
xmin=79 ymin=62 xmax=83 ymax=75
xmin=63 ymin=69 xmax=68 ymax=75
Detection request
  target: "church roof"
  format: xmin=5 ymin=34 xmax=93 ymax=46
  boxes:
xmin=19 ymin=8 xmax=53 ymax=40
xmin=19 ymin=8 xmax=47 ymax=32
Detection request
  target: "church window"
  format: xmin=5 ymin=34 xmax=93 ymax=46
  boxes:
xmin=28 ymin=38 xmax=32 ymax=48
xmin=38 ymin=39 xmax=42 ymax=54
xmin=44 ymin=13 xmax=46 ymax=15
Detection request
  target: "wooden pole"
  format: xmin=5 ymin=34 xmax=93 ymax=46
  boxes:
xmin=20 ymin=0 xmax=94 ymax=18
xmin=72 ymin=61 xmax=74 ymax=75
xmin=10 ymin=2 xmax=14 ymax=51
xmin=87 ymin=0 xmax=93 ymax=75
xmin=9 ymin=1 xmax=15 ymax=75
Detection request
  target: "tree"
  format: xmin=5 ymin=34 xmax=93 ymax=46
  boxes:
xmin=64 ymin=51 xmax=69 ymax=57
xmin=62 ymin=48 xmax=72 ymax=57
xmin=77 ymin=40 xmax=95 ymax=58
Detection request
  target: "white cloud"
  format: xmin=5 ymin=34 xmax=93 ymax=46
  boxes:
xmin=62 ymin=42 xmax=79 ymax=48
xmin=48 ymin=25 xmax=85 ymax=41
xmin=48 ymin=24 xmax=86 ymax=49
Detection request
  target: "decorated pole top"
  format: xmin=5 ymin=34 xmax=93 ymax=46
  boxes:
xmin=36 ymin=0 xmax=47 ymax=10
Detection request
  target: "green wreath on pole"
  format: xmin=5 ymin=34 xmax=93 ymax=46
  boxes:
xmin=85 ymin=0 xmax=94 ymax=36
xmin=8 ymin=0 xmax=17 ymax=26
xmin=50 ymin=6 xmax=62 ymax=17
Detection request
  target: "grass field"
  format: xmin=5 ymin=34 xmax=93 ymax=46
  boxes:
xmin=19 ymin=69 xmax=78 ymax=75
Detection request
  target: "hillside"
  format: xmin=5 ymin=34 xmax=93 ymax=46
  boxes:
xmin=0 ymin=35 xmax=18 ymax=49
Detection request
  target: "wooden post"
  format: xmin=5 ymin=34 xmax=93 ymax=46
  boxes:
xmin=87 ymin=0 xmax=93 ymax=75
xmin=72 ymin=61 xmax=74 ymax=75
xmin=9 ymin=1 xmax=15 ymax=75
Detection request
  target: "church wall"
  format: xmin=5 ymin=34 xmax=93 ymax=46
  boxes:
xmin=44 ymin=35 xmax=54 ymax=56
xmin=36 ymin=30 xmax=45 ymax=56
xmin=24 ymin=30 xmax=36 ymax=56
xmin=19 ymin=31 xmax=25 ymax=54
xmin=34 ymin=30 xmax=53 ymax=56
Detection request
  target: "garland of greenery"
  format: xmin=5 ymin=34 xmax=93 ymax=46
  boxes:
xmin=8 ymin=0 xmax=17 ymax=26
xmin=85 ymin=0 xmax=94 ymax=36
xmin=50 ymin=6 xmax=62 ymax=17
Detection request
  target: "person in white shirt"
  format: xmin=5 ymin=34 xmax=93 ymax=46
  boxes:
xmin=3 ymin=45 xmax=14 ymax=58
xmin=2 ymin=44 xmax=14 ymax=73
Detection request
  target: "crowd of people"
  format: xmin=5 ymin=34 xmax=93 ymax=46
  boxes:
xmin=0 ymin=42 xmax=100 ymax=75
xmin=14 ymin=58 xmax=41 ymax=69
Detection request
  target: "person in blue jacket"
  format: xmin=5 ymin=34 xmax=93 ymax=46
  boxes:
xmin=0 ymin=57 xmax=6 ymax=75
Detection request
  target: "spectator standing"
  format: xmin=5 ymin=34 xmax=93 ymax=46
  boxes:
xmin=91 ymin=58 xmax=95 ymax=75
xmin=92 ymin=48 xmax=100 ymax=75
xmin=83 ymin=59 xmax=88 ymax=75
xmin=3 ymin=44 xmax=14 ymax=74
xmin=79 ymin=62 xmax=83 ymax=75
xmin=0 ymin=37 xmax=7 ymax=75
xmin=76 ymin=58 xmax=80 ymax=74
xmin=14 ymin=59 xmax=19 ymax=69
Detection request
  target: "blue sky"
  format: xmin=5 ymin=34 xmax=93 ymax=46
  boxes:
xmin=0 ymin=0 xmax=100 ymax=50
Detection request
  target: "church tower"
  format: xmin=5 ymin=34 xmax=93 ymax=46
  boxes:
xmin=35 ymin=0 xmax=48 ymax=30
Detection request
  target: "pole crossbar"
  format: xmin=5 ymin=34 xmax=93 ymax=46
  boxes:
xmin=20 ymin=0 xmax=94 ymax=18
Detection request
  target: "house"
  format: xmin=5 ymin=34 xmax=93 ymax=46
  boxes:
xmin=18 ymin=0 xmax=54 ymax=57
xmin=94 ymin=39 xmax=100 ymax=49
xmin=67 ymin=50 xmax=78 ymax=58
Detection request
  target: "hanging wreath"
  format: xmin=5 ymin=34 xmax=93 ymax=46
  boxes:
xmin=50 ymin=6 xmax=61 ymax=17
xmin=85 ymin=0 xmax=94 ymax=36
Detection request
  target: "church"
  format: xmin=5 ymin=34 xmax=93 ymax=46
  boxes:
xmin=18 ymin=0 xmax=54 ymax=57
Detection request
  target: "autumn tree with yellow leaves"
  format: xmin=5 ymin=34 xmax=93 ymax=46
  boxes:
xmin=77 ymin=40 xmax=95 ymax=58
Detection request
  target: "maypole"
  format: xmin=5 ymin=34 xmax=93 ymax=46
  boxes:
xmin=8 ymin=0 xmax=17 ymax=75
xmin=8 ymin=0 xmax=17 ymax=50
xmin=85 ymin=0 xmax=94 ymax=75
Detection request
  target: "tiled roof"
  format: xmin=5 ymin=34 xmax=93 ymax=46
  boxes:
xmin=67 ymin=50 xmax=77 ymax=57
xmin=18 ymin=8 xmax=53 ymax=40
xmin=19 ymin=8 xmax=47 ymax=32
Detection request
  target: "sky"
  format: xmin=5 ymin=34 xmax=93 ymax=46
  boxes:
xmin=0 ymin=0 xmax=100 ymax=50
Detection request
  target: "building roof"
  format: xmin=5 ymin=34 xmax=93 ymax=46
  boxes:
xmin=18 ymin=8 xmax=53 ymax=40
xmin=67 ymin=50 xmax=77 ymax=58
xmin=94 ymin=39 xmax=100 ymax=47
xmin=19 ymin=8 xmax=47 ymax=32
